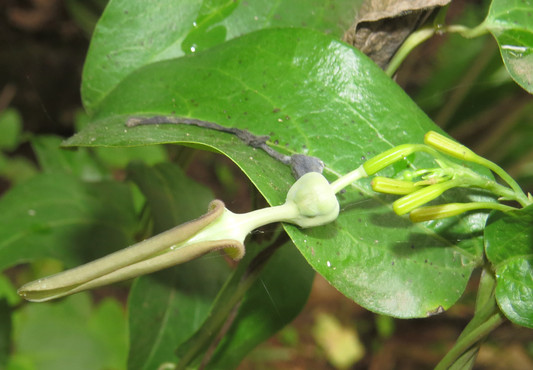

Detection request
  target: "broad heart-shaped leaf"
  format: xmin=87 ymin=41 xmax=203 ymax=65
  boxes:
xmin=0 ymin=172 xmax=138 ymax=271
xmin=484 ymin=0 xmax=533 ymax=93
xmin=82 ymin=0 xmax=360 ymax=112
xmin=66 ymin=28 xmax=492 ymax=317
xmin=485 ymin=204 xmax=533 ymax=328
xmin=205 ymin=241 xmax=315 ymax=370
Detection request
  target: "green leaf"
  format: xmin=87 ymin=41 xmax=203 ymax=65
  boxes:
xmin=205 ymin=241 xmax=315 ymax=370
xmin=0 ymin=173 xmax=138 ymax=271
xmin=485 ymin=204 xmax=533 ymax=328
xmin=81 ymin=0 xmax=360 ymax=112
xmin=11 ymin=293 xmax=127 ymax=370
xmin=66 ymin=28 xmax=491 ymax=317
xmin=32 ymin=135 xmax=109 ymax=182
xmin=0 ymin=108 xmax=23 ymax=151
xmin=484 ymin=0 xmax=533 ymax=93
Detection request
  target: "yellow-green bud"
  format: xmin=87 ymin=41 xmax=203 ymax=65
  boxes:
xmin=363 ymin=144 xmax=420 ymax=176
xmin=371 ymin=177 xmax=422 ymax=195
xmin=393 ymin=180 xmax=459 ymax=215
xmin=424 ymin=131 xmax=478 ymax=162
xmin=409 ymin=202 xmax=517 ymax=222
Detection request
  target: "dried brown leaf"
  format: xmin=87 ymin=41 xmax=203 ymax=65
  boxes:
xmin=344 ymin=0 xmax=451 ymax=69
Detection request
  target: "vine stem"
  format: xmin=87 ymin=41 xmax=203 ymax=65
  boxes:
xmin=435 ymin=311 xmax=505 ymax=370
xmin=386 ymin=26 xmax=435 ymax=77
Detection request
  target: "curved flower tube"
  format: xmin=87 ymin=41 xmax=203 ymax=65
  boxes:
xmin=18 ymin=172 xmax=340 ymax=302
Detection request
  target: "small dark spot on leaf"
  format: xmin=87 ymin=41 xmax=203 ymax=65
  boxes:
xmin=361 ymin=156 xmax=365 ymax=160
xmin=462 ymin=274 xmax=465 ymax=278
xmin=227 ymin=116 xmax=231 ymax=119
xmin=124 ymin=10 xmax=129 ymax=14
xmin=424 ymin=260 xmax=428 ymax=263
xmin=411 ymin=245 xmax=415 ymax=249
xmin=359 ymin=192 xmax=363 ymax=196
xmin=171 ymin=111 xmax=176 ymax=115
xmin=285 ymin=115 xmax=290 ymax=120
xmin=358 ymin=218 xmax=361 ymax=222
xmin=302 ymin=145 xmax=306 ymax=149
xmin=304 ymin=119 xmax=308 ymax=122
xmin=273 ymin=108 xmax=280 ymax=113
xmin=243 ymin=112 xmax=247 ymax=115
xmin=274 ymin=140 xmax=279 ymax=144
xmin=391 ymin=262 xmax=395 ymax=266
xmin=285 ymin=143 xmax=289 ymax=147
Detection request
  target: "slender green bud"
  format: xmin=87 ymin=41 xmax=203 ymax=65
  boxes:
xmin=409 ymin=202 xmax=517 ymax=222
xmin=393 ymin=180 xmax=459 ymax=215
xmin=424 ymin=131 xmax=478 ymax=162
xmin=371 ymin=177 xmax=422 ymax=195
xmin=363 ymin=144 xmax=419 ymax=176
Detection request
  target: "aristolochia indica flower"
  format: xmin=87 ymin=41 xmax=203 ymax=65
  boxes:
xmin=18 ymin=172 xmax=339 ymax=302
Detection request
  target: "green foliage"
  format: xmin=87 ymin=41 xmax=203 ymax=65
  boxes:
xmin=9 ymin=294 xmax=127 ymax=370
xmin=485 ymin=205 xmax=533 ymax=328
xmin=484 ymin=0 xmax=533 ymax=93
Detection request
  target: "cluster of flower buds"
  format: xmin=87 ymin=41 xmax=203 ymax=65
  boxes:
xmin=368 ymin=131 xmax=526 ymax=222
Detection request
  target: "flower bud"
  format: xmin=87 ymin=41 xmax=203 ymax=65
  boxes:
xmin=371 ymin=177 xmax=422 ymax=195
xmin=424 ymin=131 xmax=478 ymax=162
xmin=363 ymin=144 xmax=419 ymax=176
xmin=409 ymin=202 xmax=517 ymax=222
xmin=393 ymin=180 xmax=459 ymax=215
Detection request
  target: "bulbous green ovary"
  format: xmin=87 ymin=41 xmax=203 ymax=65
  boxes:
xmin=286 ymin=172 xmax=339 ymax=228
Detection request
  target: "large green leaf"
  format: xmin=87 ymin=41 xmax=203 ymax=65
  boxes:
xmin=484 ymin=0 xmax=533 ymax=93
xmin=82 ymin=0 xmax=360 ymax=112
xmin=125 ymin=161 xmax=230 ymax=370
xmin=0 ymin=172 xmax=138 ymax=271
xmin=66 ymin=28 xmax=492 ymax=317
xmin=485 ymin=205 xmax=533 ymax=328
xmin=10 ymin=294 xmax=127 ymax=370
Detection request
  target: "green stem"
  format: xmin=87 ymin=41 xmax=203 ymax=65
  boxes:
xmin=386 ymin=26 xmax=435 ymax=77
xmin=471 ymin=156 xmax=531 ymax=207
xmin=330 ymin=165 xmax=367 ymax=193
xmin=435 ymin=311 xmax=505 ymax=370
xmin=444 ymin=22 xmax=489 ymax=39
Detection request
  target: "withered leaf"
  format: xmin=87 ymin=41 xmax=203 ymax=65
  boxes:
xmin=344 ymin=0 xmax=451 ymax=70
